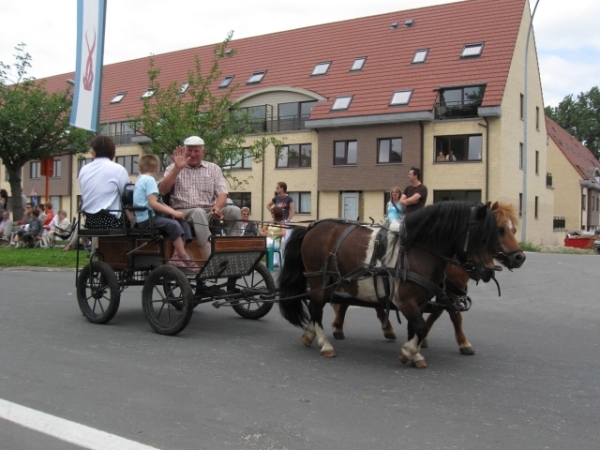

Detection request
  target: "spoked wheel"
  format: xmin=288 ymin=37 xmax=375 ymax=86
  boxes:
xmin=229 ymin=263 xmax=276 ymax=320
xmin=142 ymin=265 xmax=194 ymax=335
xmin=77 ymin=261 xmax=121 ymax=324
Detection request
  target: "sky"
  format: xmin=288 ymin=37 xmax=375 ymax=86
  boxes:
xmin=1 ymin=0 xmax=599 ymax=108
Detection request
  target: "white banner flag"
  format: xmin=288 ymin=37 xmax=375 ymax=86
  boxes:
xmin=69 ymin=0 xmax=107 ymax=133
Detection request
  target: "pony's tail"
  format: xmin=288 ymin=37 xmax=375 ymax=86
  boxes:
xmin=278 ymin=226 xmax=310 ymax=328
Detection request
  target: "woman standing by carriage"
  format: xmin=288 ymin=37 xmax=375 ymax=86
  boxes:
xmin=386 ymin=187 xmax=404 ymax=224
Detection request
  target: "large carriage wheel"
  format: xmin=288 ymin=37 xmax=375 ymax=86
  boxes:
xmin=142 ymin=265 xmax=194 ymax=335
xmin=77 ymin=261 xmax=121 ymax=324
xmin=229 ymin=263 xmax=276 ymax=320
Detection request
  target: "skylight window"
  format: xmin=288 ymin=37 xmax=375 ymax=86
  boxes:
xmin=331 ymin=96 xmax=353 ymax=111
xmin=390 ymin=90 xmax=413 ymax=106
xmin=178 ymin=83 xmax=189 ymax=94
xmin=247 ymin=71 xmax=266 ymax=84
xmin=110 ymin=92 xmax=126 ymax=104
xmin=141 ymin=88 xmax=156 ymax=99
xmin=219 ymin=76 xmax=234 ymax=88
xmin=461 ymin=43 xmax=484 ymax=58
xmin=412 ymin=49 xmax=428 ymax=64
xmin=312 ymin=62 xmax=331 ymax=76
xmin=350 ymin=57 xmax=366 ymax=71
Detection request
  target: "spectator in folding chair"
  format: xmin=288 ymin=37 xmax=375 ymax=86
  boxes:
xmin=42 ymin=202 xmax=55 ymax=230
xmin=259 ymin=206 xmax=286 ymax=267
xmin=12 ymin=209 xmax=43 ymax=247
xmin=47 ymin=210 xmax=72 ymax=248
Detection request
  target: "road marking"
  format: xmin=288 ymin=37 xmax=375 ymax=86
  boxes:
xmin=0 ymin=398 xmax=161 ymax=450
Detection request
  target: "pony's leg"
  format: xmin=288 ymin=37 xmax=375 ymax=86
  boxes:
xmin=309 ymin=298 xmax=336 ymax=357
xmin=422 ymin=309 xmax=444 ymax=348
xmin=301 ymin=322 xmax=316 ymax=347
xmin=399 ymin=302 xmax=428 ymax=368
xmin=446 ymin=310 xmax=475 ymax=355
xmin=375 ymin=307 xmax=397 ymax=340
xmin=331 ymin=303 xmax=348 ymax=340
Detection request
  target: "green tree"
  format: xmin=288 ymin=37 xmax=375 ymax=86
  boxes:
xmin=545 ymin=86 xmax=600 ymax=160
xmin=0 ymin=44 xmax=93 ymax=220
xmin=131 ymin=32 xmax=282 ymax=189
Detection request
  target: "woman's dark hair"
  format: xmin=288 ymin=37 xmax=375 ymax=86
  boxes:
xmin=90 ymin=135 xmax=116 ymax=160
xmin=271 ymin=206 xmax=284 ymax=221
xmin=0 ymin=189 xmax=8 ymax=200
xmin=277 ymin=182 xmax=288 ymax=193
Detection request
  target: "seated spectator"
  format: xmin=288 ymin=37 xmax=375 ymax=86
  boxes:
xmin=43 ymin=202 xmax=55 ymax=230
xmin=37 ymin=203 xmax=47 ymax=223
xmin=240 ymin=207 xmax=259 ymax=236
xmin=47 ymin=210 xmax=72 ymax=248
xmin=0 ymin=210 xmax=13 ymax=242
xmin=12 ymin=209 xmax=43 ymax=247
xmin=18 ymin=203 xmax=34 ymax=227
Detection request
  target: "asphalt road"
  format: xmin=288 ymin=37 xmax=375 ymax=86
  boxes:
xmin=0 ymin=252 xmax=599 ymax=450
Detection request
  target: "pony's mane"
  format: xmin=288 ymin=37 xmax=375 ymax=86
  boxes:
xmin=403 ymin=201 xmax=499 ymax=257
xmin=492 ymin=202 xmax=519 ymax=229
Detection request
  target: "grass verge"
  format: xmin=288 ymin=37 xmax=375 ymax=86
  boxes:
xmin=0 ymin=247 xmax=80 ymax=268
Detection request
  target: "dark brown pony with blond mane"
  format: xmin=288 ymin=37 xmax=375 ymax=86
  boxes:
xmin=278 ymin=201 xmax=501 ymax=368
xmin=330 ymin=201 xmax=525 ymax=355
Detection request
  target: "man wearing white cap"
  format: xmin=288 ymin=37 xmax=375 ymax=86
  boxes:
xmin=159 ymin=136 xmax=241 ymax=256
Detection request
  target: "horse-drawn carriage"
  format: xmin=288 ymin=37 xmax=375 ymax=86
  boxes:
xmin=74 ymin=194 xmax=277 ymax=336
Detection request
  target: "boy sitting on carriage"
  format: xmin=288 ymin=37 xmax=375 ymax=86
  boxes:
xmin=133 ymin=154 xmax=199 ymax=272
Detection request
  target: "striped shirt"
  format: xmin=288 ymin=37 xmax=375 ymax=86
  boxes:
xmin=164 ymin=161 xmax=228 ymax=209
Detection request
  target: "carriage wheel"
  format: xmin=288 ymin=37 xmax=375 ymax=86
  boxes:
xmin=230 ymin=263 xmax=276 ymax=320
xmin=142 ymin=265 xmax=194 ymax=335
xmin=77 ymin=261 xmax=121 ymax=324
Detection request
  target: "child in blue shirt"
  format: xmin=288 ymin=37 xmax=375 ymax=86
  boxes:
xmin=134 ymin=154 xmax=198 ymax=271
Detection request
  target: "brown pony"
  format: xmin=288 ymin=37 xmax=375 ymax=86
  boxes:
xmin=278 ymin=201 xmax=501 ymax=368
xmin=330 ymin=201 xmax=525 ymax=355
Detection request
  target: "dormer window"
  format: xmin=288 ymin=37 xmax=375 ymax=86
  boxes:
xmin=390 ymin=90 xmax=413 ymax=106
xmin=350 ymin=57 xmax=366 ymax=71
xmin=219 ymin=76 xmax=234 ymax=88
xmin=141 ymin=88 xmax=156 ymax=99
xmin=331 ymin=96 xmax=353 ymax=111
xmin=178 ymin=83 xmax=189 ymax=94
xmin=247 ymin=71 xmax=266 ymax=84
xmin=461 ymin=43 xmax=484 ymax=58
xmin=312 ymin=62 xmax=331 ymax=76
xmin=110 ymin=92 xmax=126 ymax=104
xmin=412 ymin=49 xmax=428 ymax=64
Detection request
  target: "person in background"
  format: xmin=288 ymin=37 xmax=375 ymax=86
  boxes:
xmin=436 ymin=151 xmax=446 ymax=162
xmin=42 ymin=202 xmax=55 ymax=229
xmin=400 ymin=167 xmax=428 ymax=214
xmin=266 ymin=181 xmax=294 ymax=241
xmin=37 ymin=204 xmax=47 ymax=224
xmin=259 ymin=206 xmax=286 ymax=267
xmin=386 ymin=186 xmax=404 ymax=224
xmin=47 ymin=210 xmax=72 ymax=248
xmin=0 ymin=189 xmax=8 ymax=211
xmin=12 ymin=209 xmax=43 ymax=247
xmin=446 ymin=150 xmax=457 ymax=162
xmin=0 ymin=210 xmax=13 ymax=241
xmin=240 ymin=206 xmax=259 ymax=236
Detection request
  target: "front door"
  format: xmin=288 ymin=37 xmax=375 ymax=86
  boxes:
xmin=341 ymin=192 xmax=359 ymax=221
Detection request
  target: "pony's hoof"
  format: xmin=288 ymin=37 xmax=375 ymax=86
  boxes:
xmin=398 ymin=353 xmax=409 ymax=364
xmin=459 ymin=346 xmax=476 ymax=355
xmin=412 ymin=359 xmax=428 ymax=369
xmin=321 ymin=349 xmax=336 ymax=358
xmin=301 ymin=335 xmax=312 ymax=347
xmin=332 ymin=330 xmax=345 ymax=340
xmin=421 ymin=338 xmax=429 ymax=348
xmin=384 ymin=332 xmax=397 ymax=340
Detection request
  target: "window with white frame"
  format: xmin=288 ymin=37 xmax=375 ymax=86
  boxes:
xmin=461 ymin=43 xmax=484 ymax=58
xmin=52 ymin=159 xmax=62 ymax=178
xmin=223 ymin=148 xmax=252 ymax=170
xmin=311 ymin=62 xmax=331 ymax=76
xmin=289 ymin=192 xmax=311 ymax=214
xmin=412 ymin=49 xmax=428 ymax=63
xmin=331 ymin=96 xmax=353 ymax=111
xmin=350 ymin=57 xmax=366 ymax=71
xmin=30 ymin=161 xmax=41 ymax=179
xmin=390 ymin=90 xmax=412 ymax=106
xmin=247 ymin=71 xmax=266 ymax=84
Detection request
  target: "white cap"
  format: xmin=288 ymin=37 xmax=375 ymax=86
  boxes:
xmin=183 ymin=136 xmax=204 ymax=146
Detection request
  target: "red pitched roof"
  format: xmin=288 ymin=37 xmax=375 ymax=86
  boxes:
xmin=43 ymin=0 xmax=526 ymax=123
xmin=546 ymin=116 xmax=600 ymax=182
